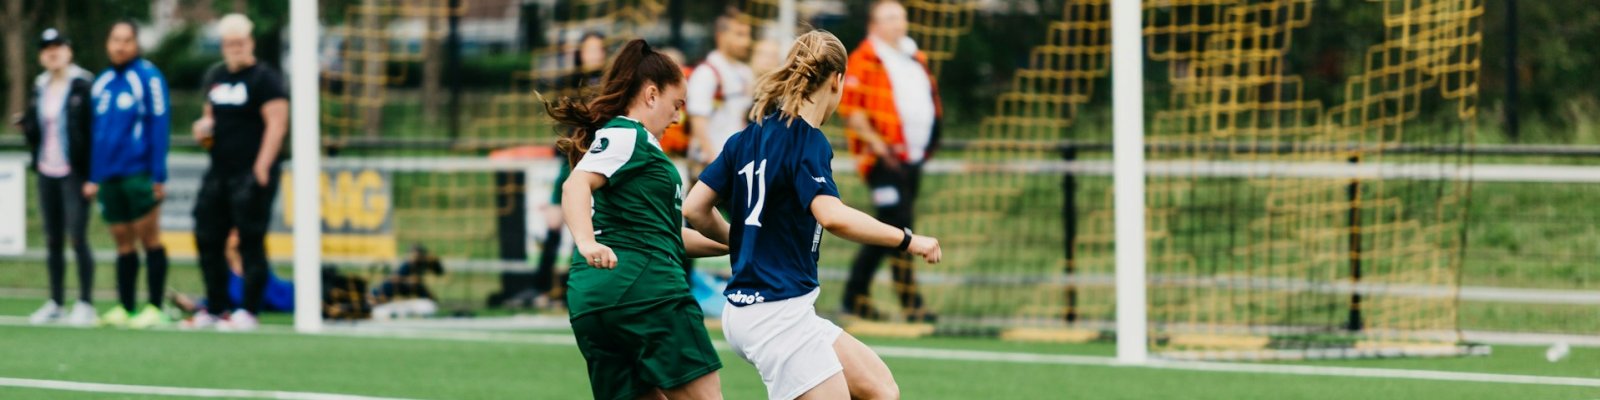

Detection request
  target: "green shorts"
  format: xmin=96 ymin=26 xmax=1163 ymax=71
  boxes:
xmin=98 ymin=174 xmax=160 ymax=223
xmin=571 ymin=295 xmax=721 ymax=400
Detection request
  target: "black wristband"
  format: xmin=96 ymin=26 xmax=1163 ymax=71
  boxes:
xmin=896 ymin=227 xmax=913 ymax=252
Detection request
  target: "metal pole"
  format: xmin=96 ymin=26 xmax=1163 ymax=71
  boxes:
xmin=447 ymin=0 xmax=462 ymax=141
xmin=1111 ymin=0 xmax=1148 ymax=364
xmin=290 ymin=0 xmax=324 ymax=333
xmin=777 ymin=0 xmax=798 ymax=53
xmin=1504 ymin=0 xmax=1519 ymax=142
xmin=1346 ymin=155 xmax=1364 ymax=331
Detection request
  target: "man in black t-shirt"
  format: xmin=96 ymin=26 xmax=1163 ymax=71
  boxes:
xmin=183 ymin=14 xmax=288 ymax=331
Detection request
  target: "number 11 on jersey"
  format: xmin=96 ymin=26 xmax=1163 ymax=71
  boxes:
xmin=738 ymin=160 xmax=767 ymax=226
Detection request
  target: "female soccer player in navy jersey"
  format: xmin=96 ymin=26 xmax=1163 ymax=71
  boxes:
xmin=683 ymin=30 xmax=943 ymax=400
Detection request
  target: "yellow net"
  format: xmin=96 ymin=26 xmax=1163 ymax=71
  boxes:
xmin=907 ymin=0 xmax=1480 ymax=359
xmin=466 ymin=0 xmax=667 ymax=147
xmin=321 ymin=0 xmax=465 ymax=143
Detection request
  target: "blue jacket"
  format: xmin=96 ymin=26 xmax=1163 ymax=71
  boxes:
xmin=90 ymin=58 xmax=169 ymax=183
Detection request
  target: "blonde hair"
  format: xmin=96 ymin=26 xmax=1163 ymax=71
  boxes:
xmin=748 ymin=30 xmax=848 ymax=124
xmin=217 ymin=14 xmax=254 ymax=39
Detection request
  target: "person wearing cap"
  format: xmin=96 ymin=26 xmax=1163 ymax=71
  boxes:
xmin=87 ymin=20 xmax=172 ymax=329
xmin=14 ymin=28 xmax=99 ymax=326
xmin=183 ymin=14 xmax=288 ymax=332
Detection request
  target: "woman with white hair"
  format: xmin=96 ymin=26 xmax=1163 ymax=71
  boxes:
xmin=183 ymin=13 xmax=289 ymax=331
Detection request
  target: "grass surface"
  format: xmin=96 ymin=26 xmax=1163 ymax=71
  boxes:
xmin=0 ymin=311 xmax=1596 ymax=399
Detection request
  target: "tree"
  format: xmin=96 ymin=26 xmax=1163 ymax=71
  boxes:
xmin=1 ymin=0 xmax=45 ymax=121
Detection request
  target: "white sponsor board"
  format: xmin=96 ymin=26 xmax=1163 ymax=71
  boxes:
xmin=0 ymin=162 xmax=24 ymax=255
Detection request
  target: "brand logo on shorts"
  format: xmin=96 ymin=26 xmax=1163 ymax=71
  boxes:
xmin=727 ymin=291 xmax=765 ymax=305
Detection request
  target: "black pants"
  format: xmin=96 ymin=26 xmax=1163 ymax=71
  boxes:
xmin=193 ymin=168 xmax=280 ymax=315
xmin=842 ymin=163 xmax=927 ymax=313
xmin=37 ymin=173 xmax=94 ymax=305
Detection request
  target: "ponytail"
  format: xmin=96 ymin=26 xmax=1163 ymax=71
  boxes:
xmin=545 ymin=39 xmax=685 ymax=165
xmin=748 ymin=30 xmax=848 ymax=125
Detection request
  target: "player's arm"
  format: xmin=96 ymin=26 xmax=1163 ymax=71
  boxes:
xmin=561 ymin=171 xmax=617 ymax=269
xmin=810 ymin=195 xmax=941 ymax=263
xmin=146 ymin=71 xmax=172 ymax=199
xmin=194 ymin=66 xmax=217 ymax=145
xmin=682 ymin=227 xmax=728 ymax=258
xmin=254 ymin=99 xmax=288 ymax=186
xmin=683 ymin=182 xmax=730 ymax=245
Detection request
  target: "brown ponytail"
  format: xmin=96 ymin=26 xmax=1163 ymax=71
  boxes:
xmin=544 ymin=39 xmax=685 ymax=165
xmin=748 ymin=30 xmax=848 ymax=125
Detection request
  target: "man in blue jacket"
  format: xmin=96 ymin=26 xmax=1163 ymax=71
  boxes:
xmin=87 ymin=20 xmax=171 ymax=329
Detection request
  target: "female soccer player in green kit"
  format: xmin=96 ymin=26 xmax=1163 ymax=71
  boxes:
xmin=546 ymin=39 xmax=727 ymax=400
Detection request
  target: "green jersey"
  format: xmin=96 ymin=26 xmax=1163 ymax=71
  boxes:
xmin=566 ymin=116 xmax=688 ymax=318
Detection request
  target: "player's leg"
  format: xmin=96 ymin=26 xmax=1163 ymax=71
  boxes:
xmin=63 ymin=174 xmax=96 ymax=306
xmin=128 ymin=203 xmax=170 ymax=328
xmin=107 ymin=221 xmax=139 ymax=326
xmin=234 ymin=170 xmax=278 ymax=327
xmin=658 ymin=370 xmax=721 ymax=400
xmin=134 ymin=204 xmax=167 ymax=306
xmin=886 ymin=164 xmax=932 ymax=321
xmin=99 ymin=178 xmax=140 ymax=325
xmin=638 ymin=297 xmax=722 ymax=400
xmin=190 ymin=173 xmax=234 ymax=324
xmin=30 ymin=176 xmax=67 ymax=323
xmin=40 ymin=178 xmax=67 ymax=302
xmin=843 ymin=167 xmax=901 ymax=319
xmin=833 ymin=332 xmax=900 ymax=400
xmin=794 ymin=373 xmax=849 ymax=400
xmin=571 ymin=312 xmax=652 ymax=400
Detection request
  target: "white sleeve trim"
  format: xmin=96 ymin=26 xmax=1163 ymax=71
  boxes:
xmin=573 ymin=127 xmax=638 ymax=178
xmin=685 ymin=65 xmax=719 ymax=117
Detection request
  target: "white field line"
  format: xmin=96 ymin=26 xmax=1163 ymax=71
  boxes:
xmin=5 ymin=317 xmax=1600 ymax=389
xmin=0 ymin=377 xmax=421 ymax=400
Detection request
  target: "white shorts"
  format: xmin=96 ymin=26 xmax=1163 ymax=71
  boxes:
xmin=721 ymin=288 xmax=845 ymax=400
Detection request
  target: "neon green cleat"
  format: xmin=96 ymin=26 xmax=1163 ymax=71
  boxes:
xmin=100 ymin=307 xmax=130 ymax=328
xmin=127 ymin=304 xmax=171 ymax=329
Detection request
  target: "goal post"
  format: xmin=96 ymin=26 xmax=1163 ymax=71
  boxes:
xmin=290 ymin=0 xmax=323 ymax=333
xmin=1110 ymin=0 xmax=1148 ymax=365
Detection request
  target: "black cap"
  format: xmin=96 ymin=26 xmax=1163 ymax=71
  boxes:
xmin=39 ymin=28 xmax=69 ymax=48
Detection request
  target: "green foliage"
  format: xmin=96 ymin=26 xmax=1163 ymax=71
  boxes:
xmin=141 ymin=27 xmax=219 ymax=90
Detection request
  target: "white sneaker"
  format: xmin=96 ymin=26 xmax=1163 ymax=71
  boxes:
xmin=28 ymin=301 xmax=61 ymax=325
xmin=179 ymin=310 xmax=220 ymax=331
xmin=218 ymin=310 xmax=258 ymax=332
xmin=64 ymin=301 xmax=99 ymax=327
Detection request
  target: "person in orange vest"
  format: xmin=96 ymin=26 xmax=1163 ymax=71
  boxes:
xmin=839 ymin=0 xmax=942 ymax=323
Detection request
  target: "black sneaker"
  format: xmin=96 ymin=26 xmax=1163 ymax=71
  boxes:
xmin=841 ymin=304 xmax=886 ymax=321
xmin=904 ymin=309 xmax=939 ymax=324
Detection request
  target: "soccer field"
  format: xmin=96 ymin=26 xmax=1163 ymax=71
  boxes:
xmin=0 ymin=298 xmax=1595 ymax=400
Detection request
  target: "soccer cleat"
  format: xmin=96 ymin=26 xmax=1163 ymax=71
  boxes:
xmin=127 ymin=304 xmax=171 ymax=329
xmin=179 ymin=310 xmax=220 ymax=331
xmin=65 ymin=301 xmax=99 ymax=327
xmin=218 ymin=310 xmax=259 ymax=332
xmin=28 ymin=301 xmax=62 ymax=325
xmin=100 ymin=307 xmax=131 ymax=328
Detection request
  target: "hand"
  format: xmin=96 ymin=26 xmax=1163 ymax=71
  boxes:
xmin=152 ymin=183 xmax=165 ymax=201
xmin=9 ymin=112 xmax=21 ymax=128
xmin=192 ymin=118 xmax=214 ymax=148
xmin=253 ymin=164 xmax=271 ymax=187
xmin=540 ymin=205 xmax=565 ymax=231
xmin=868 ymin=140 xmax=901 ymax=170
xmin=577 ymin=240 xmax=618 ymax=269
xmin=907 ymin=234 xmax=942 ymax=264
xmin=82 ymin=182 xmax=98 ymax=199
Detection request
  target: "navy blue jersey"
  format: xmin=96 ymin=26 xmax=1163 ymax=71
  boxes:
xmin=700 ymin=113 xmax=840 ymax=307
